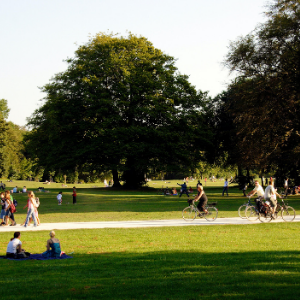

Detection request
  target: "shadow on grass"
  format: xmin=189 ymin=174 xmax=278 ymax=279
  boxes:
xmin=2 ymin=250 xmax=300 ymax=299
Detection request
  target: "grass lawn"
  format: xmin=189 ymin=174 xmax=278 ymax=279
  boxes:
xmin=0 ymin=179 xmax=300 ymax=299
xmin=4 ymin=179 xmax=300 ymax=223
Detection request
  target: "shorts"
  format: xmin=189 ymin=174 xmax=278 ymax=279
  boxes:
xmin=266 ymin=197 xmax=277 ymax=207
xmin=0 ymin=209 xmax=5 ymax=219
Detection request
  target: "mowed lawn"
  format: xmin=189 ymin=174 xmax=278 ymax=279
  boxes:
xmin=0 ymin=180 xmax=300 ymax=299
xmin=4 ymin=179 xmax=300 ymax=223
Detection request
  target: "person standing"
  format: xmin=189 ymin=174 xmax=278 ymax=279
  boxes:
xmin=57 ymin=192 xmax=62 ymax=205
xmin=24 ymin=191 xmax=37 ymax=227
xmin=204 ymin=178 xmax=207 ymax=186
xmin=222 ymin=179 xmax=229 ymax=196
xmin=284 ymin=178 xmax=289 ymax=196
xmin=72 ymin=187 xmax=77 ymax=204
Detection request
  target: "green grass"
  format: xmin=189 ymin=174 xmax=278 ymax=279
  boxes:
xmin=6 ymin=179 xmax=300 ymax=223
xmin=1 ymin=179 xmax=300 ymax=299
xmin=1 ymin=224 xmax=300 ymax=299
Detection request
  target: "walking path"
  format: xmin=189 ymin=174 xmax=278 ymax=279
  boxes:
xmin=1 ymin=216 xmax=300 ymax=232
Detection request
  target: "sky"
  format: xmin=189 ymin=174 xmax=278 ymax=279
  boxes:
xmin=0 ymin=0 xmax=268 ymax=127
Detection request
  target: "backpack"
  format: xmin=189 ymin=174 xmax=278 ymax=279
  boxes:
xmin=35 ymin=197 xmax=40 ymax=208
xmin=13 ymin=198 xmax=18 ymax=207
xmin=10 ymin=200 xmax=16 ymax=213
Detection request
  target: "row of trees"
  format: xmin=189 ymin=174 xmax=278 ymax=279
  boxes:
xmin=3 ymin=0 xmax=300 ymax=187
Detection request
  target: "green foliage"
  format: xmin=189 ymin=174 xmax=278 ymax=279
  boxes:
xmin=26 ymin=33 xmax=212 ymax=188
xmin=0 ymin=98 xmax=10 ymax=119
xmin=222 ymin=0 xmax=300 ymax=182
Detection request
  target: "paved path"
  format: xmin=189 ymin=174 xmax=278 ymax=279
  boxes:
xmin=1 ymin=216 xmax=300 ymax=232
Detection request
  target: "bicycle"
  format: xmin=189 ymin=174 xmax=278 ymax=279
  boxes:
xmin=245 ymin=198 xmax=273 ymax=223
xmin=182 ymin=199 xmax=218 ymax=222
xmin=274 ymin=198 xmax=296 ymax=222
xmin=238 ymin=196 xmax=254 ymax=219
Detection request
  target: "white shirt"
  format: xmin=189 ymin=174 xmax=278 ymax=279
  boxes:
xmin=264 ymin=185 xmax=275 ymax=199
xmin=57 ymin=194 xmax=62 ymax=201
xmin=253 ymin=185 xmax=264 ymax=197
xmin=6 ymin=238 xmax=22 ymax=254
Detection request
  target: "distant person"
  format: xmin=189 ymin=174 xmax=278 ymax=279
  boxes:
xmin=222 ymin=179 xmax=229 ymax=196
xmin=0 ymin=192 xmax=5 ymax=225
xmin=204 ymin=178 xmax=207 ymax=186
xmin=171 ymin=187 xmax=178 ymax=196
xmin=177 ymin=182 xmax=189 ymax=197
xmin=284 ymin=178 xmax=289 ymax=196
xmin=13 ymin=186 xmax=18 ymax=193
xmin=6 ymin=232 xmax=30 ymax=258
xmin=57 ymin=191 xmax=62 ymax=205
xmin=22 ymin=186 xmax=27 ymax=193
xmin=42 ymin=231 xmax=62 ymax=258
xmin=72 ymin=187 xmax=77 ymax=204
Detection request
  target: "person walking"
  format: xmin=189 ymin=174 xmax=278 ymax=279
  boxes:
xmin=24 ymin=191 xmax=37 ymax=227
xmin=222 ymin=179 xmax=229 ymax=196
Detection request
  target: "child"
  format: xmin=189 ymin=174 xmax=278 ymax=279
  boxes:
xmin=57 ymin=191 xmax=62 ymax=205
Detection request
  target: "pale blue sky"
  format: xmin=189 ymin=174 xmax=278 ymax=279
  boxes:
xmin=0 ymin=0 xmax=267 ymax=126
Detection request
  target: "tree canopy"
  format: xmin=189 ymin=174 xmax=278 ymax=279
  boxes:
xmin=221 ymin=0 xmax=300 ymax=182
xmin=26 ymin=33 xmax=212 ymax=188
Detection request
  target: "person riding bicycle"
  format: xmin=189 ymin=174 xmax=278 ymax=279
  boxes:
xmin=194 ymin=184 xmax=208 ymax=214
xmin=247 ymin=180 xmax=264 ymax=199
xmin=264 ymin=180 xmax=279 ymax=217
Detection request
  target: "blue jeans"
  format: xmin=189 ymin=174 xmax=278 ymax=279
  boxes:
xmin=25 ymin=208 xmax=37 ymax=227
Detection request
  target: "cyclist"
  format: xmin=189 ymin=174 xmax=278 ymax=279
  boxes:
xmin=264 ymin=180 xmax=277 ymax=217
xmin=194 ymin=184 xmax=208 ymax=214
xmin=247 ymin=180 xmax=264 ymax=199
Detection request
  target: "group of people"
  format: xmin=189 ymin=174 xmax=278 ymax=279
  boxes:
xmin=56 ymin=187 xmax=77 ymax=205
xmin=247 ymin=179 xmax=281 ymax=217
xmin=0 ymin=190 xmax=40 ymax=227
xmin=6 ymin=230 xmax=62 ymax=259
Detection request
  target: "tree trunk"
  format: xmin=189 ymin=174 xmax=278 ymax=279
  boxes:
xmin=112 ymin=169 xmax=121 ymax=188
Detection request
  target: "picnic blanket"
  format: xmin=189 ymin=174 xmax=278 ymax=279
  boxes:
xmin=0 ymin=253 xmax=72 ymax=260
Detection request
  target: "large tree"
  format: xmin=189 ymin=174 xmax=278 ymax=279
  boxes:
xmin=26 ymin=33 xmax=212 ymax=188
xmin=223 ymin=0 xmax=300 ymax=182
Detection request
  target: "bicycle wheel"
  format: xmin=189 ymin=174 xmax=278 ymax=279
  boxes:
xmin=245 ymin=206 xmax=259 ymax=221
xmin=204 ymin=206 xmax=218 ymax=221
xmin=281 ymin=206 xmax=296 ymax=222
xmin=259 ymin=211 xmax=272 ymax=223
xmin=182 ymin=206 xmax=196 ymax=221
xmin=238 ymin=204 xmax=247 ymax=219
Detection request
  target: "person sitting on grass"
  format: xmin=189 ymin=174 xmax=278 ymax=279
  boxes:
xmin=171 ymin=187 xmax=178 ymax=196
xmin=194 ymin=184 xmax=208 ymax=215
xmin=6 ymin=232 xmax=30 ymax=259
xmin=42 ymin=231 xmax=62 ymax=258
